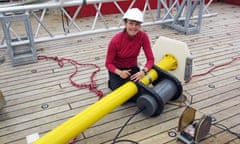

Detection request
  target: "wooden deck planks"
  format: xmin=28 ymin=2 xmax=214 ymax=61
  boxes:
xmin=0 ymin=2 xmax=240 ymax=144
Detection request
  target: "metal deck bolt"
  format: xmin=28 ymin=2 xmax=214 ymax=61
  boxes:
xmin=95 ymin=57 xmax=100 ymax=60
xmin=235 ymin=75 xmax=240 ymax=80
xmin=209 ymin=62 xmax=214 ymax=66
xmin=208 ymin=84 xmax=215 ymax=88
xmin=31 ymin=69 xmax=37 ymax=73
xmin=41 ymin=103 xmax=49 ymax=109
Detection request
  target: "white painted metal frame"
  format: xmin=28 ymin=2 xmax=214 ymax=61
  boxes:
xmin=0 ymin=11 xmax=38 ymax=65
xmin=0 ymin=0 xmax=217 ymax=48
xmin=157 ymin=0 xmax=205 ymax=34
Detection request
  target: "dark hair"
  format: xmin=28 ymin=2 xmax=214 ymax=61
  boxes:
xmin=123 ymin=19 xmax=127 ymax=32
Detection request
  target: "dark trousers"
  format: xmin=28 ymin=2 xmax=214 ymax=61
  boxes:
xmin=108 ymin=66 xmax=140 ymax=90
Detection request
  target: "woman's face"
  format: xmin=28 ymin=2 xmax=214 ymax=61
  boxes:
xmin=125 ymin=20 xmax=141 ymax=37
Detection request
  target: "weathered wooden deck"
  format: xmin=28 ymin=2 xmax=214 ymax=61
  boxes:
xmin=0 ymin=2 xmax=240 ymax=144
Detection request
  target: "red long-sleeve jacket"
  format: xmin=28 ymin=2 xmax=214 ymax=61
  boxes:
xmin=105 ymin=30 xmax=154 ymax=73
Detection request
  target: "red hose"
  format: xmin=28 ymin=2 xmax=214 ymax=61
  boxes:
xmin=185 ymin=56 xmax=240 ymax=83
xmin=38 ymin=55 xmax=104 ymax=98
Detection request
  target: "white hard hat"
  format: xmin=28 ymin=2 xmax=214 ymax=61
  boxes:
xmin=123 ymin=8 xmax=144 ymax=23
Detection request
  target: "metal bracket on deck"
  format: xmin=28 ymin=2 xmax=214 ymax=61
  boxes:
xmin=157 ymin=0 xmax=204 ymax=34
xmin=0 ymin=11 xmax=37 ymax=66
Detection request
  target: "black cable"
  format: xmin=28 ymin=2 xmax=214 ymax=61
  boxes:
xmin=111 ymin=108 xmax=144 ymax=144
xmin=208 ymin=116 xmax=240 ymax=139
xmin=112 ymin=139 xmax=138 ymax=144
xmin=213 ymin=123 xmax=240 ymax=139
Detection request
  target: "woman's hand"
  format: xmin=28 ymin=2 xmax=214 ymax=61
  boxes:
xmin=130 ymin=70 xmax=145 ymax=82
xmin=116 ymin=69 xmax=131 ymax=79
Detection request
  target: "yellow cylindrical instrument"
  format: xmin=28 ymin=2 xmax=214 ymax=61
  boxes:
xmin=33 ymin=55 xmax=178 ymax=144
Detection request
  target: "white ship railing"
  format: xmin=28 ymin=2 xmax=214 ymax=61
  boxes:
xmin=0 ymin=0 xmax=217 ymax=48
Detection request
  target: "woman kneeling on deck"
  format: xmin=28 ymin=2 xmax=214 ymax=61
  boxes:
xmin=105 ymin=8 xmax=155 ymax=92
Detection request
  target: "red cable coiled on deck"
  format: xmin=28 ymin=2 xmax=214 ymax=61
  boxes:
xmin=38 ymin=55 xmax=104 ymax=99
